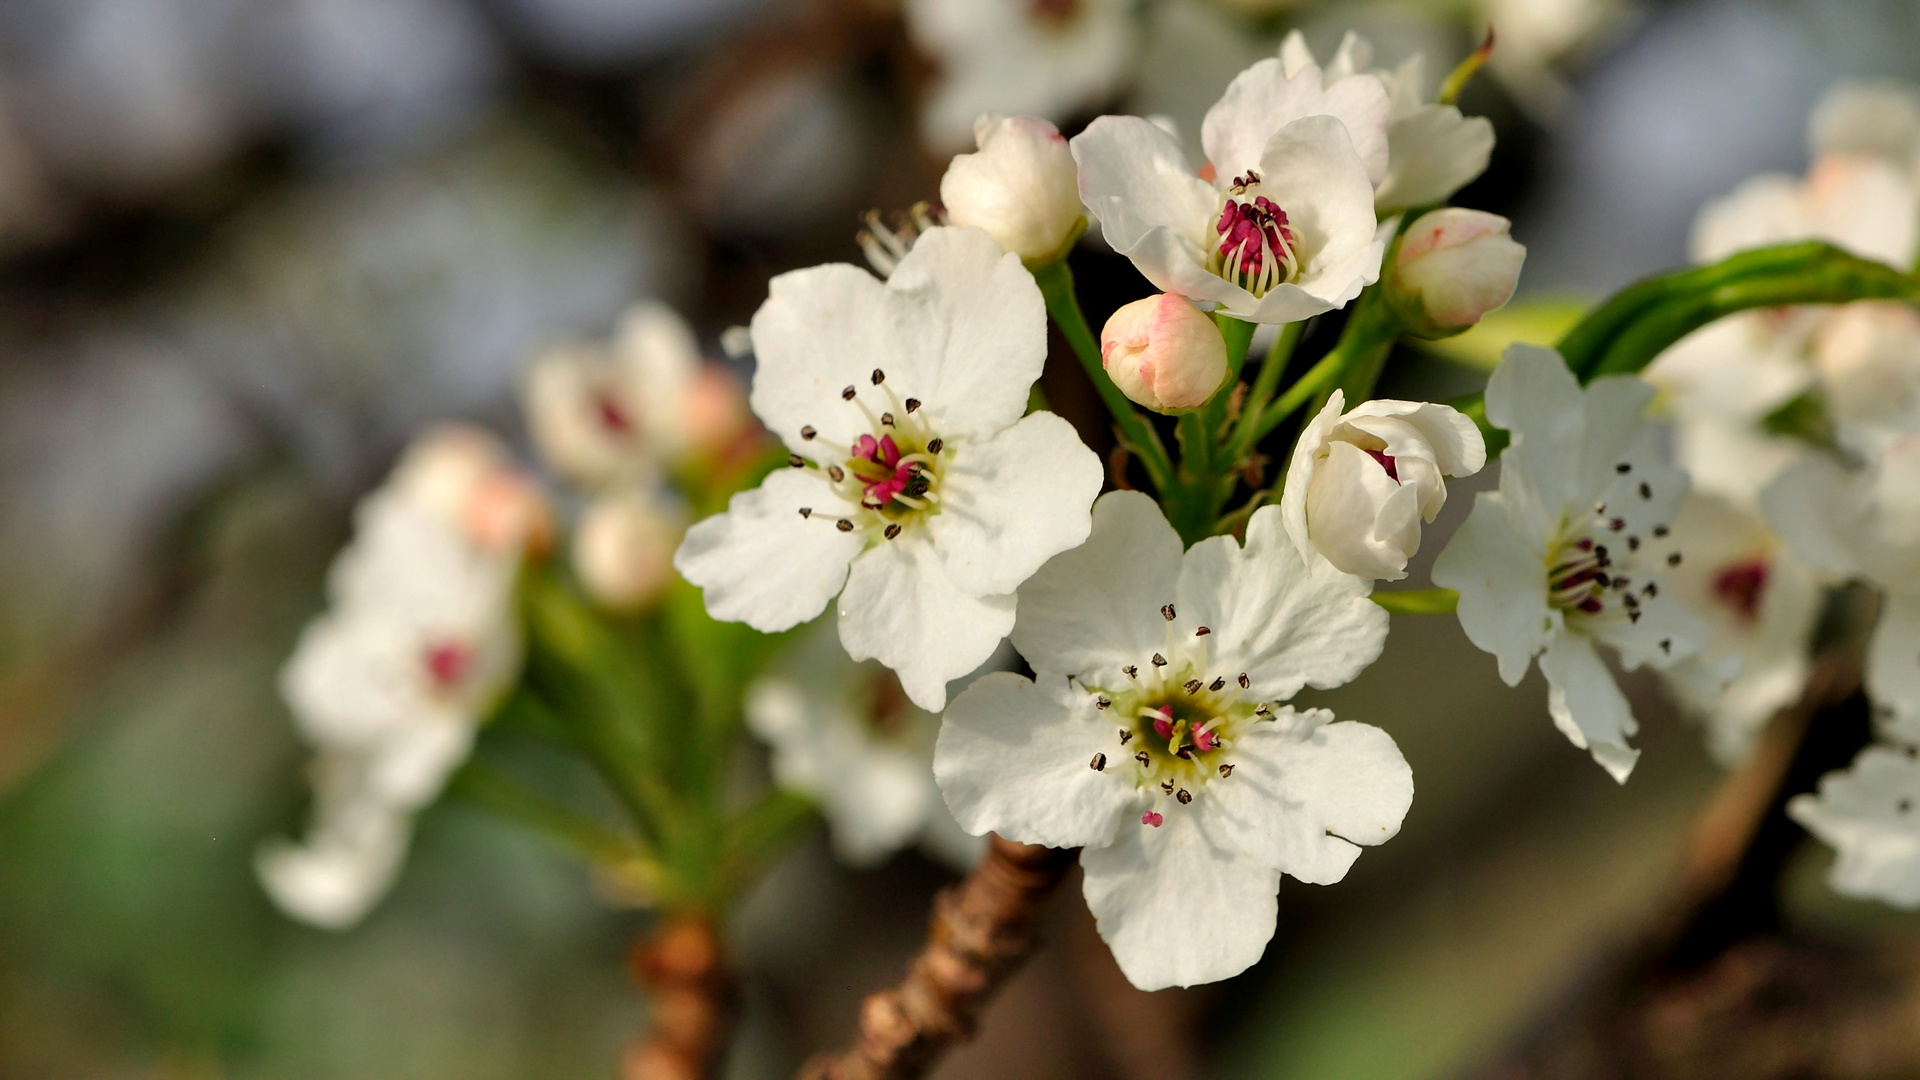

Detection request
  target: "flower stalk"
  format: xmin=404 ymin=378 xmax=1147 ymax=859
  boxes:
xmin=623 ymin=914 xmax=735 ymax=1080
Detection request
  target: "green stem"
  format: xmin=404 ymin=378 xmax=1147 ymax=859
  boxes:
xmin=450 ymin=760 xmax=648 ymax=864
xmin=1252 ymin=285 xmax=1400 ymax=445
xmin=1370 ymin=588 xmax=1459 ymax=615
xmin=1223 ymin=319 xmax=1304 ymax=466
xmin=1030 ymin=258 xmax=1173 ymax=492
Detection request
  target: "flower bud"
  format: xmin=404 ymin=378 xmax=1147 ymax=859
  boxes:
xmin=390 ymin=424 xmax=511 ymax=526
xmin=465 ymin=471 xmax=553 ymax=558
xmin=939 ymin=115 xmax=1085 ymax=263
xmin=1812 ymin=301 xmax=1920 ymax=430
xmin=574 ymin=494 xmax=684 ymax=612
xmin=1100 ymin=294 xmax=1229 ymax=414
xmin=1282 ymin=391 xmax=1487 ymax=580
xmin=1388 ymin=208 xmax=1525 ymax=338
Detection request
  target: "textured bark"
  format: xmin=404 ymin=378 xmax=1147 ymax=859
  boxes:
xmin=623 ymin=914 xmax=734 ymax=1080
xmin=800 ymin=835 xmax=1077 ymax=1080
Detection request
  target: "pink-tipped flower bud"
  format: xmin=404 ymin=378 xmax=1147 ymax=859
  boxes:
xmin=1100 ymin=294 xmax=1229 ymax=414
xmin=1388 ymin=208 xmax=1526 ymax=338
xmin=574 ymin=494 xmax=683 ymax=612
xmin=939 ymin=115 xmax=1086 ymax=263
xmin=390 ymin=424 xmax=511 ymax=527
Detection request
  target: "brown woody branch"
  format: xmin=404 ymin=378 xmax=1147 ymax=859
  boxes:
xmin=800 ymin=835 xmax=1077 ymax=1080
xmin=623 ymin=913 xmax=735 ymax=1080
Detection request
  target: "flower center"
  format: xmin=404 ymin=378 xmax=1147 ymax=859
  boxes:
xmin=1545 ymin=460 xmax=1686 ymax=642
xmin=1366 ymin=449 xmax=1399 ymax=481
xmin=423 ymin=639 xmax=472 ymax=694
xmin=594 ymin=389 xmax=635 ymax=436
xmin=788 ymin=369 xmax=953 ymax=543
xmin=1712 ymin=559 xmax=1770 ymax=622
xmin=1208 ymin=172 xmax=1301 ymax=298
xmin=1082 ymin=610 xmax=1263 ymax=827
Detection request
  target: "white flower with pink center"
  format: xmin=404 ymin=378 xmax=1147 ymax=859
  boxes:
xmin=935 ymin=492 xmax=1407 ymax=990
xmin=1433 ymin=346 xmax=1714 ymax=782
xmin=675 ymin=227 xmax=1103 ymax=712
xmin=1070 ymin=52 xmax=1389 ymax=325
xmin=258 ymin=429 xmax=531 ymax=930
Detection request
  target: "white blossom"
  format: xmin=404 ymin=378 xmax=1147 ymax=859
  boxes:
xmin=1071 ymin=53 xmax=1389 ymax=325
xmin=1281 ymin=391 xmax=1485 ymax=581
xmin=746 ymin=624 xmax=995 ymax=870
xmin=1788 ymin=745 xmax=1920 ymax=909
xmin=1658 ymin=493 xmax=1823 ymax=765
xmin=905 ymin=0 xmax=1137 ymax=152
xmin=935 ymin=492 xmax=1406 ymax=990
xmin=940 ymin=114 xmax=1086 ymax=264
xmin=1692 ymin=154 xmax=1918 ymax=271
xmin=1809 ymin=80 xmax=1920 ymax=173
xmin=675 ymin=227 xmax=1102 ymax=711
xmin=574 ymin=492 xmax=684 ymax=612
xmin=1278 ymin=31 xmax=1495 ymax=213
xmin=1433 ymin=345 xmax=1713 ymax=782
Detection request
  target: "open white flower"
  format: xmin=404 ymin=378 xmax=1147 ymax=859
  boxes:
xmin=1692 ymin=154 xmax=1918 ymax=271
xmin=675 ymin=227 xmax=1102 ymax=711
xmin=1658 ymin=493 xmax=1823 ymax=765
xmin=905 ymin=0 xmax=1137 ymax=152
xmin=747 ymin=624 xmax=995 ymax=871
xmin=1072 ymin=54 xmax=1388 ymax=324
xmin=935 ymin=492 xmax=1406 ymax=990
xmin=1281 ymin=391 xmax=1485 ymax=581
xmin=1432 ymin=345 xmax=1712 ymax=782
xmin=1279 ymin=31 xmax=1495 ymax=214
xmin=1788 ymin=745 xmax=1920 ymax=909
xmin=940 ymin=114 xmax=1086 ymax=264
xmin=259 ymin=429 xmax=532 ymax=929
xmin=1763 ymin=437 xmax=1920 ymax=738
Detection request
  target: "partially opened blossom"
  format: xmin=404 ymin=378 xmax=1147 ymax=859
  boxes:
xmin=905 ymin=0 xmax=1136 ymax=152
xmin=675 ymin=227 xmax=1102 ymax=711
xmin=1658 ymin=493 xmax=1823 ymax=765
xmin=1100 ymin=293 xmax=1229 ymax=413
xmin=1072 ymin=52 xmax=1389 ymax=324
xmin=1433 ymin=346 xmax=1714 ymax=782
xmin=1282 ymin=391 xmax=1485 ymax=580
xmin=1279 ymin=31 xmax=1495 ymax=213
xmin=1788 ymin=745 xmax=1920 ymax=909
xmin=1387 ymin=208 xmax=1526 ymax=336
xmin=260 ymin=429 xmax=535 ymax=929
xmin=746 ymin=624 xmax=994 ymax=870
xmin=936 ymin=492 xmax=1407 ymax=990
xmin=1762 ymin=437 xmax=1920 ymax=737
xmin=940 ymin=114 xmax=1085 ymax=264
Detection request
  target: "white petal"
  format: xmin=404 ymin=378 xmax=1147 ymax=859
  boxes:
xmin=1072 ymin=115 xmax=1226 ymax=300
xmin=1281 ymin=391 xmax=1345 ymax=566
xmin=1341 ymin=398 xmax=1488 ymax=478
xmin=364 ymin=719 xmax=476 ymax=810
xmin=1175 ymin=505 xmax=1388 ymax=701
xmin=748 ymin=262 xmax=898 ymax=452
xmin=674 ymin=468 xmax=864 ymax=633
xmin=1305 ymin=440 xmax=1421 ymax=580
xmin=256 ymin=801 xmax=412 ymax=931
xmin=1202 ymin=57 xmax=1390 ymax=187
xmin=1080 ymin=810 xmax=1282 ymax=990
xmin=1872 ymin=592 xmax=1920 ymax=743
xmin=1540 ymin=632 xmax=1641 ymax=783
xmin=1374 ymin=107 xmax=1494 ymax=212
xmin=934 ymin=671 xmax=1135 ymax=849
xmin=837 ymin=533 xmax=1016 ymax=711
xmin=1010 ymin=490 xmax=1184 ymax=681
xmin=1207 ymin=707 xmax=1412 ymax=884
xmin=932 ymin=411 xmax=1102 ymax=597
xmin=1250 ymin=115 xmax=1385 ymax=313
xmin=1431 ymin=490 xmax=1554 ymax=686
xmin=1788 ymin=744 xmax=1920 ymax=909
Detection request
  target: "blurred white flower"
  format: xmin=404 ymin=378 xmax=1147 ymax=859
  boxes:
xmin=906 ymin=0 xmax=1137 ymax=152
xmin=1763 ymin=438 xmax=1920 ymax=738
xmin=1692 ymin=154 xmax=1918 ymax=271
xmin=1643 ymin=311 xmax=1815 ymax=507
xmin=1477 ymin=0 xmax=1633 ymax=122
xmin=1387 ymin=207 xmax=1526 ymax=336
xmin=1433 ymin=345 xmax=1712 ymax=782
xmin=1278 ymin=31 xmax=1495 ymax=214
xmin=936 ymin=492 xmax=1404 ymax=990
xmin=574 ymin=492 xmax=684 ymax=612
xmin=1811 ymin=301 xmax=1920 ymax=439
xmin=1099 ymin=293 xmax=1229 ymax=413
xmin=1788 ymin=745 xmax=1920 ymax=909
xmin=1073 ymin=53 xmax=1389 ymax=324
xmin=940 ymin=114 xmax=1086 ymax=263
xmin=1658 ymin=493 xmax=1822 ymax=765
xmin=1282 ymin=391 xmax=1485 ymax=581
xmin=746 ymin=625 xmax=995 ymax=871
xmin=259 ymin=426 xmax=536 ymax=929
xmin=675 ymin=227 xmax=1101 ymax=711
xmin=1809 ymin=80 xmax=1920 ymax=172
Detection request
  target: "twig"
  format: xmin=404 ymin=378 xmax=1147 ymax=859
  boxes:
xmin=799 ymin=835 xmax=1076 ymax=1080
xmin=623 ymin=914 xmax=734 ymax=1080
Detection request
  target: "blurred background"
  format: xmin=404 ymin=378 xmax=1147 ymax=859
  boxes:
xmin=3 ymin=0 xmax=1920 ymax=1077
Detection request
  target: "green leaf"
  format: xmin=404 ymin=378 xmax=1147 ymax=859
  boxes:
xmin=1760 ymin=389 xmax=1839 ymax=449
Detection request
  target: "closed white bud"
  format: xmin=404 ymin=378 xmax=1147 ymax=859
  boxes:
xmin=575 ymin=495 xmax=683 ymax=612
xmin=1283 ymin=391 xmax=1487 ymax=580
xmin=1389 ymin=208 xmax=1525 ymax=337
xmin=939 ymin=114 xmax=1085 ymax=263
xmin=1100 ymin=293 xmax=1229 ymax=414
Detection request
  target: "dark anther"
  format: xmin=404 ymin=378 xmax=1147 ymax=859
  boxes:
xmin=1218 ymin=763 xmax=1235 ymax=777
xmin=1660 ymin=638 xmax=1672 ymax=653
xmin=1176 ymin=789 xmax=1192 ymax=805
xmin=1151 ymin=654 xmax=1168 ymax=668
xmin=1254 ymin=703 xmax=1271 ymax=716
xmin=1610 ymin=518 xmax=1626 ymax=531
xmin=1161 ymin=603 xmax=1176 ymax=621
xmin=871 ymin=369 xmax=885 ymax=385
xmin=1668 ymin=552 xmax=1683 ymax=566
xmin=884 ymin=523 xmax=902 ymax=540
xmin=905 ymin=398 xmax=921 ymax=413
xmin=1160 ymin=780 xmax=1174 ymax=794
xmin=1627 ymin=536 xmax=1640 ymax=551
xmin=1643 ymin=582 xmax=1658 ymax=597
xmin=828 ymin=465 xmax=845 ymax=482
xmin=1090 ymin=753 xmax=1107 ymax=772
xmin=1615 ymin=462 xmax=1631 ymax=474
xmin=801 ymin=425 xmax=817 ymax=440
xmin=1096 ymin=696 xmax=1111 ymax=710
xmin=1119 ymin=729 xmax=1133 ymax=743
xmin=1629 ymin=610 xmax=1643 ymax=623
xmin=881 ymin=412 xmax=895 ymax=426
xmin=1653 ymin=525 xmax=1670 ymax=537
xmin=799 ymin=508 xmax=812 ymax=518
xmin=1238 ymin=673 xmax=1250 ymax=688
xmin=1595 ymin=545 xmax=1609 ymax=559
xmin=841 ymin=385 xmax=857 ymax=400
xmin=904 ymin=475 xmax=930 ymax=497
xmin=927 ymin=438 xmax=944 ymax=454
xmin=1902 ymin=799 xmax=1913 ymax=813
xmin=1124 ymin=665 xmax=1138 ymax=679
xmin=1209 ymin=677 xmax=1225 ymax=692
xmin=1135 ymin=751 xmax=1150 ymax=766
xmin=1594 ymin=501 xmax=1607 ymax=514
xmin=1184 ymin=679 xmax=1202 ymax=694
xmin=1638 ymin=482 xmax=1652 ymax=500
xmin=1195 ymin=626 xmax=1211 ymax=636
xmin=1623 ymin=594 xmax=1639 ymax=609
xmin=1595 ymin=572 xmax=1611 ymax=587
xmin=788 ymin=454 xmax=805 ymax=467
xmin=836 ymin=519 xmax=854 ymax=532
xmin=1613 ymin=576 xmax=1631 ymax=591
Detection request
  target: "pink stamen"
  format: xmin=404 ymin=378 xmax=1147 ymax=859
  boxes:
xmin=424 ymin=641 xmax=471 ymax=691
xmin=1141 ymin=811 xmax=1164 ymax=827
xmin=1193 ymin=727 xmax=1219 ymax=753
xmin=1365 ymin=449 xmax=1399 ymax=481
xmin=1151 ymin=706 xmax=1174 ymax=739
xmin=1214 ymin=196 xmax=1294 ymax=279
xmin=595 ymin=393 xmax=633 ymax=435
xmin=1713 ymin=559 xmax=1769 ymax=622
